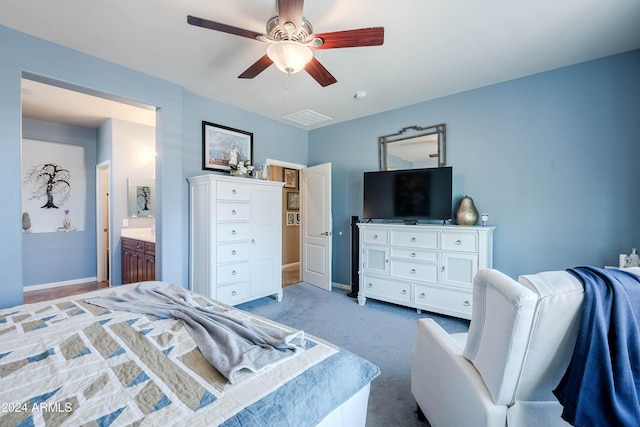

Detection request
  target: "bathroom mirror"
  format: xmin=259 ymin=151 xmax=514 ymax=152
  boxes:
xmin=128 ymin=178 xmax=154 ymax=217
xmin=379 ymin=124 xmax=446 ymax=170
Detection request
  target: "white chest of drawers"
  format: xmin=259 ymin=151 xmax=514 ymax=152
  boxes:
xmin=188 ymin=174 xmax=284 ymax=305
xmin=357 ymin=223 xmax=495 ymax=319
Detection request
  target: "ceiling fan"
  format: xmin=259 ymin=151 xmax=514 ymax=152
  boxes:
xmin=187 ymin=0 xmax=384 ymax=87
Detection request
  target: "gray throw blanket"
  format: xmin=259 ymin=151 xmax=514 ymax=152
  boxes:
xmin=87 ymin=282 xmax=304 ymax=384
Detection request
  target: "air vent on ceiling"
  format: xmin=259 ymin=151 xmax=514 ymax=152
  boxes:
xmin=283 ymin=110 xmax=332 ymax=127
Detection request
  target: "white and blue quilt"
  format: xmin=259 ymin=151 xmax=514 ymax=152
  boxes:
xmin=0 ymin=284 xmax=379 ymax=426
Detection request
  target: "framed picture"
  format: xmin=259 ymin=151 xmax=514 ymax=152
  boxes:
xmin=287 ymin=192 xmax=299 ymax=210
xmin=286 ymin=211 xmax=296 ymax=226
xmin=284 ymin=168 xmax=297 ymax=188
xmin=202 ymin=121 xmax=253 ymax=172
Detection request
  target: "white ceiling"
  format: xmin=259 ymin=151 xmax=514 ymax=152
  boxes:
xmin=4 ymin=0 xmax=640 ymax=130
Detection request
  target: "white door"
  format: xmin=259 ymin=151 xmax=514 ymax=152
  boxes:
xmin=96 ymin=161 xmax=111 ymax=284
xmin=301 ymin=163 xmax=332 ymax=290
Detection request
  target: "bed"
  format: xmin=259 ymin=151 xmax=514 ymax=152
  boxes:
xmin=0 ymin=282 xmax=379 ymax=426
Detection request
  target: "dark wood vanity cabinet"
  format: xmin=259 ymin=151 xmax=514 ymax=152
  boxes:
xmin=121 ymin=237 xmax=156 ymax=284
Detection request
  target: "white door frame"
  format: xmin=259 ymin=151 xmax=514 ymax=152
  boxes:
xmin=266 ymin=157 xmax=306 ymax=263
xmin=96 ymin=160 xmax=111 ymax=284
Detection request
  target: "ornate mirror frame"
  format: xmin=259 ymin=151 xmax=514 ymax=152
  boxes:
xmin=379 ymin=124 xmax=446 ymax=170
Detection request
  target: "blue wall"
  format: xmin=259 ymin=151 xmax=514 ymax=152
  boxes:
xmin=309 ymin=49 xmax=640 ymax=282
xmin=1 ymin=22 xmax=638 ymax=307
xmin=22 ymin=118 xmax=98 ymax=286
xmin=0 ymin=25 xmax=185 ymax=307
xmin=0 ymin=25 xmax=308 ymax=308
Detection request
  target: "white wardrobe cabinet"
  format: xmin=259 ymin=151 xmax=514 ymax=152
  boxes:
xmin=188 ymin=174 xmax=284 ymax=305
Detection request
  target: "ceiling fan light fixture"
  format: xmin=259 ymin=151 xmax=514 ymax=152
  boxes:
xmin=267 ymin=41 xmax=313 ymax=74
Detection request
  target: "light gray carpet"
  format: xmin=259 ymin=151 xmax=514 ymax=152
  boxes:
xmin=237 ymin=282 xmax=469 ymax=426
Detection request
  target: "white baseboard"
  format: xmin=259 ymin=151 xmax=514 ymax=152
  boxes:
xmin=332 ymin=282 xmax=351 ymax=290
xmin=24 ymin=277 xmax=98 ymax=291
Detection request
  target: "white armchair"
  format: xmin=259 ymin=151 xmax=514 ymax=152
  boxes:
xmin=411 ymin=268 xmax=585 ymax=427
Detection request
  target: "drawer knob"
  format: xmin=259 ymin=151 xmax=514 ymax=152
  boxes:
xmin=463 ymin=301 xmax=470 ymax=306
xmin=232 ymin=209 xmax=237 ymax=215
xmin=441 ymin=266 xmax=445 ymax=271
xmin=367 ymin=283 xmax=373 ymax=288
xmin=401 ymin=290 xmax=407 ymax=295
xmin=373 ymin=234 xmax=378 ymax=239
xmin=231 ymin=230 xmax=237 ymax=235
xmin=410 ymin=268 xmax=416 ymax=274
xmin=231 ymin=250 xmax=237 ymax=255
xmin=410 ymin=237 xmax=416 ymax=242
xmin=419 ymin=293 xmax=426 ymax=298
xmin=232 ymin=189 xmax=237 ymax=194
xmin=232 ymin=290 xmax=237 ymax=296
xmin=456 ymin=239 xmax=462 ymax=245
xmin=231 ymin=270 xmax=237 ymax=276
xmin=410 ymin=252 xmax=416 ymax=258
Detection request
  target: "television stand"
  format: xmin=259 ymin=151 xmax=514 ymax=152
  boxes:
xmin=356 ymin=223 xmax=495 ymax=320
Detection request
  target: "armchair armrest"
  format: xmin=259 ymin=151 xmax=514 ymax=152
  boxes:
xmin=411 ymin=318 xmax=506 ymax=427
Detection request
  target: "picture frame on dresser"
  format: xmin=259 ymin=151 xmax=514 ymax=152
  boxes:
xmin=201 ymin=121 xmax=253 ymax=173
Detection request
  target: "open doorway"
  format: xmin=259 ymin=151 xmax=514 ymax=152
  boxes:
xmin=21 ymin=76 xmax=156 ymax=297
xmin=266 ymin=159 xmax=305 ymax=286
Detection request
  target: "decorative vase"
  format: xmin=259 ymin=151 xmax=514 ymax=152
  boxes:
xmin=22 ymin=212 xmax=31 ymax=233
xmin=230 ymin=169 xmax=246 ymax=177
xmin=63 ymin=213 xmax=71 ymax=230
xmin=455 ymin=195 xmax=479 ymax=226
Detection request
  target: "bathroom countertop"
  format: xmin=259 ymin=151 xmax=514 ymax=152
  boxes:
xmin=121 ymin=227 xmax=155 ymax=243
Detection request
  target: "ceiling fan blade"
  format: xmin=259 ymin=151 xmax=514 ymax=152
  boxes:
xmin=187 ymin=15 xmax=263 ymax=40
xmin=304 ymin=57 xmax=337 ymax=87
xmin=278 ymin=0 xmax=304 ymax=25
xmin=238 ymin=55 xmax=274 ymax=79
xmin=311 ymin=27 xmax=384 ymax=49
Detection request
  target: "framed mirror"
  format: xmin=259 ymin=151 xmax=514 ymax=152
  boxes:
xmin=379 ymin=124 xmax=446 ymax=170
xmin=128 ymin=178 xmax=154 ymax=217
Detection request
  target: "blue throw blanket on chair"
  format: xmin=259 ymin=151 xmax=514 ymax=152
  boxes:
xmin=555 ymin=266 xmax=640 ymax=426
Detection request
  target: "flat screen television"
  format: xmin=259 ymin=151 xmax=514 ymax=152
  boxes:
xmin=363 ymin=167 xmax=452 ymax=221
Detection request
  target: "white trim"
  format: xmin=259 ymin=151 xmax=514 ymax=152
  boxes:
xmin=332 ymin=282 xmax=350 ymax=291
xmin=266 ymin=158 xmax=307 ymax=170
xmin=96 ymin=160 xmax=111 ymax=284
xmin=24 ymin=277 xmax=99 ymax=291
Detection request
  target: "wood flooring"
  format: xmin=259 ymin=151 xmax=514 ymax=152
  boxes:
xmin=23 ymin=281 xmax=110 ymax=304
xmin=23 ymin=264 xmax=301 ymax=304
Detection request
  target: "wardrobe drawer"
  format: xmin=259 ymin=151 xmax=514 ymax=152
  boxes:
xmin=216 ymin=282 xmax=249 ymax=305
xmin=217 ymin=180 xmax=250 ymax=201
xmin=361 ymin=275 xmax=411 ymax=303
xmin=441 ymin=233 xmax=478 ymax=252
xmin=390 ymin=230 xmax=438 ymax=249
xmin=216 ymin=262 xmax=249 ymax=284
xmin=390 ymin=248 xmax=438 ymax=263
xmin=216 ymin=223 xmax=250 ymax=242
xmin=216 ymin=201 xmax=250 ymax=221
xmin=415 ymin=284 xmax=472 ymax=319
xmin=390 ymin=260 xmax=438 ymax=283
xmin=216 ymin=242 xmax=250 ymax=264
